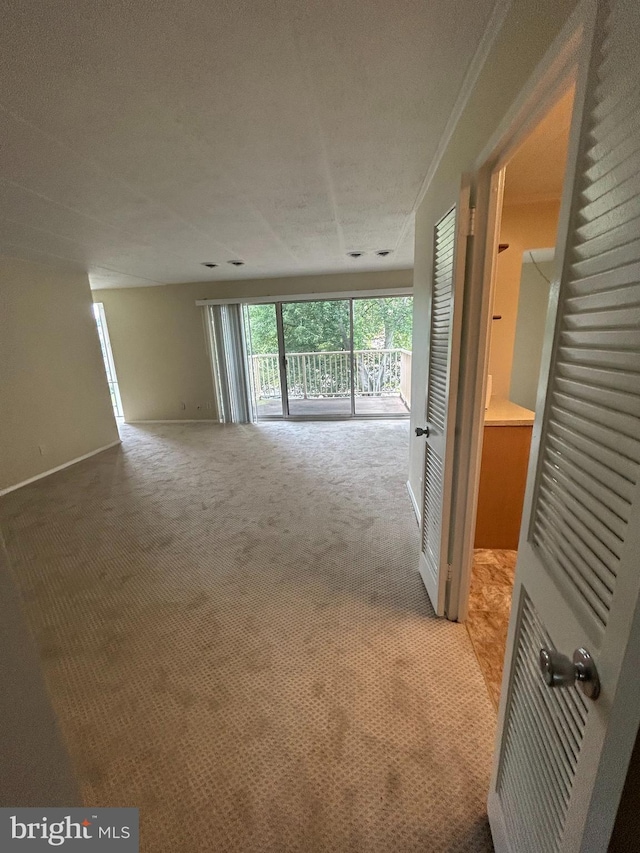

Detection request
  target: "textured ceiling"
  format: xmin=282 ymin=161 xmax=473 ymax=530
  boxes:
xmin=0 ymin=0 xmax=498 ymax=288
xmin=503 ymin=87 xmax=574 ymax=205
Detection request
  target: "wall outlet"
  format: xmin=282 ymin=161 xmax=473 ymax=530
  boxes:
xmin=38 ymin=444 xmax=46 ymax=456
xmin=181 ymin=402 xmax=186 ymax=410
xmin=206 ymin=401 xmax=213 ymax=410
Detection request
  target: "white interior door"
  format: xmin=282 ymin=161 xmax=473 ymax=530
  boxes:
xmin=489 ymin=1 xmax=640 ymax=849
xmin=418 ymin=186 xmax=471 ymax=615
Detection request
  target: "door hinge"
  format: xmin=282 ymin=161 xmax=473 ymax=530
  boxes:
xmin=468 ymin=206 xmax=476 ymax=237
xmin=447 ymin=563 xmax=453 ymax=582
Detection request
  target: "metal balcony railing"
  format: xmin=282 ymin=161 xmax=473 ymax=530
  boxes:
xmin=251 ymin=349 xmax=412 ymax=402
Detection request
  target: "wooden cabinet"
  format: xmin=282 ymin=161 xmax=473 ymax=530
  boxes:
xmin=474 ymin=400 xmax=534 ymax=550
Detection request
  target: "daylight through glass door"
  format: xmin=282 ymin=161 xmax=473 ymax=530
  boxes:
xmin=353 ymin=297 xmax=412 ymax=416
xmin=244 ymin=295 xmax=412 ymax=420
xmin=282 ymin=299 xmax=352 ymax=417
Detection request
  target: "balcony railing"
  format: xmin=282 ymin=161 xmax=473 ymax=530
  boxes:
xmin=251 ymin=349 xmax=412 ymax=402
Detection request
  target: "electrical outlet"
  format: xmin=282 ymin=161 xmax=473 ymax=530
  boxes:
xmin=181 ymin=402 xmax=186 ymax=410
xmin=206 ymin=402 xmax=213 ymax=410
xmin=38 ymin=444 xmax=46 ymax=456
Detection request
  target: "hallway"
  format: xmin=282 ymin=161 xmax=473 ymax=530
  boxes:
xmin=0 ymin=421 xmax=495 ymax=852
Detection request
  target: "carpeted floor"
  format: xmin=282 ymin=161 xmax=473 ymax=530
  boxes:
xmin=0 ymin=421 xmax=495 ymax=852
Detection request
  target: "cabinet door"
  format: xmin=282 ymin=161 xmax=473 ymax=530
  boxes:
xmin=474 ymin=426 xmax=532 ymax=549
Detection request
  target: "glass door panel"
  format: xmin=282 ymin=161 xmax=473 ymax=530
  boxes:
xmin=245 ymin=303 xmax=283 ymax=419
xmin=352 ymin=297 xmax=412 ymax=416
xmin=282 ymin=300 xmax=352 ymax=417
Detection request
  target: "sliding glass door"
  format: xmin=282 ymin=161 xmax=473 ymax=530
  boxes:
xmin=282 ymin=300 xmax=352 ymax=417
xmin=245 ymin=304 xmax=284 ymax=418
xmin=241 ymin=295 xmax=412 ymax=421
xmin=353 ymin=296 xmax=412 ymax=416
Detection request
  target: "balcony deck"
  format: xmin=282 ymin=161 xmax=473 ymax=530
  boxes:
xmin=257 ymin=394 xmax=409 ymax=418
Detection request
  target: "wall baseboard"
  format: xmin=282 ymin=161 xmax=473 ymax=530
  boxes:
xmin=406 ymin=480 xmax=421 ymax=526
xmin=0 ymin=440 xmax=122 ymax=498
xmin=126 ymin=419 xmax=220 ymax=424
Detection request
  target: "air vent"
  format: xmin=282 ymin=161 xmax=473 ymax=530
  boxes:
xmin=347 ymin=251 xmax=364 ymax=258
xmin=377 ymin=250 xmax=392 ymax=257
xmin=228 ymin=260 xmax=245 ymax=266
xmin=201 ymin=262 xmax=218 ymax=269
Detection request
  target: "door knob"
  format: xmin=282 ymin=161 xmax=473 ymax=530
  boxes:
xmin=539 ymin=647 xmax=600 ymax=700
xmin=415 ymin=426 xmax=429 ymax=437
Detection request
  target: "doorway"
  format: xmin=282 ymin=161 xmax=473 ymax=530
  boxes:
xmin=244 ymin=295 xmax=412 ymax=421
xmin=463 ymin=88 xmax=575 ymax=707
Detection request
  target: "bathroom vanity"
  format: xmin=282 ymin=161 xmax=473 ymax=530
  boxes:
xmin=474 ymin=398 xmax=535 ymax=549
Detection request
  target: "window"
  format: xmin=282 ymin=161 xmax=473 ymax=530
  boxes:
xmin=93 ymin=303 xmax=124 ymax=418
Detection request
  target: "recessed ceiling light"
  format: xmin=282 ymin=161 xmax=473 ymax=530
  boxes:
xmin=201 ymin=262 xmax=218 ymax=268
xmin=376 ymin=250 xmax=392 ymax=257
xmin=228 ymin=260 xmax=245 ymax=266
xmin=347 ymin=251 xmax=364 ymax=258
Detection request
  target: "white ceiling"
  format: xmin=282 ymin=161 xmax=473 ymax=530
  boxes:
xmin=503 ymin=87 xmax=574 ymax=205
xmin=0 ymin=0 xmax=498 ymax=289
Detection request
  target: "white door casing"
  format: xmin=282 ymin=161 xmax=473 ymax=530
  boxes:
xmin=418 ymin=185 xmax=471 ymax=615
xmin=489 ymin=1 xmax=640 ymax=850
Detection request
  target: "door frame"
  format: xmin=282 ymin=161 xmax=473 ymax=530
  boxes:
xmin=275 ymin=302 xmax=289 ymax=417
xmin=445 ymin=0 xmax=596 ymax=622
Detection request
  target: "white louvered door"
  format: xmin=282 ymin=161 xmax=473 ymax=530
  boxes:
xmin=489 ymin=1 xmax=640 ymax=850
xmin=418 ymin=187 xmax=471 ymax=615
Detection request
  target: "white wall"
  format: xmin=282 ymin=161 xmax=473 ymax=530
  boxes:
xmin=95 ymin=269 xmax=412 ymax=423
xmin=408 ymin=0 xmax=578 ymax=503
xmin=510 ymin=259 xmax=554 ymax=411
xmin=489 ymin=201 xmax=560 ymax=398
xmin=0 ymin=256 xmax=119 ymax=493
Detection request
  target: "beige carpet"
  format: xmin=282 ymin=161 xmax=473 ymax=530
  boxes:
xmin=0 ymin=421 xmax=495 ymax=852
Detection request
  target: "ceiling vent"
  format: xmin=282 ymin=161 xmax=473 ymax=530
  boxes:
xmin=201 ymin=262 xmax=218 ymax=269
xmin=228 ymin=260 xmax=245 ymax=266
xmin=376 ymin=250 xmax=392 ymax=257
xmin=347 ymin=251 xmax=364 ymax=258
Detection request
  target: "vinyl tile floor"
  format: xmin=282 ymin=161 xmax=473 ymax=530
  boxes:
xmin=466 ymin=550 xmax=517 ymax=708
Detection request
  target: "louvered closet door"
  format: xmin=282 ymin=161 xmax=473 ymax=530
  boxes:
xmin=489 ymin=1 xmax=640 ymax=850
xmin=418 ymin=187 xmax=470 ymax=615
